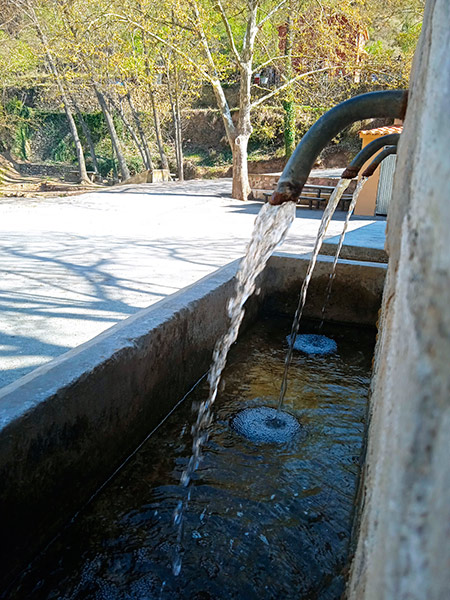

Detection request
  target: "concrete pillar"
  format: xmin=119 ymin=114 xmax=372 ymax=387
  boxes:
xmin=347 ymin=1 xmax=450 ymax=598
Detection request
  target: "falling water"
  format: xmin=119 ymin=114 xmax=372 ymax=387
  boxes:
xmin=319 ymin=177 xmax=368 ymax=329
xmin=173 ymin=200 xmax=296 ymax=576
xmin=277 ymin=178 xmax=352 ymax=410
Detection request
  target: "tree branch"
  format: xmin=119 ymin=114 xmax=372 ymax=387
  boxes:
xmin=250 ymin=66 xmax=332 ymax=108
xmin=215 ymin=0 xmax=243 ymax=67
xmin=105 ymin=12 xmax=213 ymax=83
xmin=252 ymin=54 xmax=289 ymax=73
xmin=258 ymin=0 xmax=287 ymax=28
xmin=189 ymin=1 xmax=221 ymax=78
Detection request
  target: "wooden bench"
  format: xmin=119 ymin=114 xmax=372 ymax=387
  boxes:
xmin=263 ymin=184 xmax=353 ymax=211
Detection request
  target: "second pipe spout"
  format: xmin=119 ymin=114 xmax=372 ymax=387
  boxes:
xmin=341 ymin=133 xmax=400 ymax=179
xmin=270 ymin=90 xmax=408 ymax=205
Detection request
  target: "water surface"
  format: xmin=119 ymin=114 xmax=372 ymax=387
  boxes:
xmin=10 ymin=317 xmax=374 ymax=600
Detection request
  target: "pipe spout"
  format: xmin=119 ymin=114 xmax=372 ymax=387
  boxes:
xmin=270 ymin=90 xmax=408 ymax=205
xmin=341 ymin=133 xmax=400 ymax=179
xmin=361 ymin=145 xmax=397 ymax=178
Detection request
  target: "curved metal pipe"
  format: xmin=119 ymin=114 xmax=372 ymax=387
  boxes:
xmin=361 ymin=145 xmax=397 ymax=178
xmin=270 ymin=90 xmax=408 ymax=205
xmin=341 ymin=133 xmax=400 ymax=179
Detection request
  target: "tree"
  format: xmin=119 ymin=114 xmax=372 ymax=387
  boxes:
xmin=13 ymin=0 xmax=91 ymax=184
xmin=1 ymin=0 xmax=424 ymax=186
xmin=55 ymin=0 xmax=131 ymax=181
xmin=282 ymin=2 xmax=295 ymax=158
xmin=112 ymin=0 xmax=332 ymax=199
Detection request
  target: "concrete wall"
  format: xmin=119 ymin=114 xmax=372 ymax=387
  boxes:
xmin=0 ymin=260 xmax=240 ymax=591
xmin=263 ymin=254 xmax=386 ymax=325
xmin=347 ymin=1 xmax=450 ymax=598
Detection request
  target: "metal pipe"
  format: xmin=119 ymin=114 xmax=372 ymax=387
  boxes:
xmin=341 ymin=133 xmax=400 ymax=179
xmin=361 ymin=145 xmax=397 ymax=178
xmin=270 ymin=90 xmax=408 ymax=205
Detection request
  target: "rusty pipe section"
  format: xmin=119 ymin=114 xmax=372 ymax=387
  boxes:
xmin=341 ymin=133 xmax=400 ymax=179
xmin=270 ymin=90 xmax=408 ymax=205
xmin=361 ymin=145 xmax=397 ymax=178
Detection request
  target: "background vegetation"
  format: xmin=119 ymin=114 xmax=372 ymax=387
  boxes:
xmin=0 ymin=0 xmax=424 ymax=193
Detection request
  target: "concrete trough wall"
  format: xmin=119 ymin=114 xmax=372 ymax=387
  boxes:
xmin=0 ymin=254 xmax=386 ymax=591
xmin=263 ymin=254 xmax=386 ymax=325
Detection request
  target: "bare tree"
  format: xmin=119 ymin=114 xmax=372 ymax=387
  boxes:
xmin=114 ymin=0 xmax=330 ymax=199
xmin=15 ymin=0 xmax=90 ymax=184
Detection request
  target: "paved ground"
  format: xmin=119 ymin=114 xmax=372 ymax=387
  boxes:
xmin=0 ymin=179 xmax=383 ymax=389
xmin=322 ymin=221 xmax=387 ymax=262
xmin=325 ymin=220 xmax=387 ymax=249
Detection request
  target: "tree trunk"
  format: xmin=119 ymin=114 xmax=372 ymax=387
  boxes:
xmin=141 ymin=30 xmax=169 ymax=171
xmin=126 ymin=93 xmax=153 ymax=170
xmin=29 ymin=8 xmax=89 ymax=184
xmin=283 ymin=10 xmax=296 ymax=159
xmin=43 ymin=58 xmax=89 ymax=184
xmin=170 ymin=98 xmax=181 ymax=177
xmin=149 ymin=87 xmax=169 ymax=171
xmin=231 ymin=134 xmax=251 ymax=200
xmin=210 ymin=78 xmax=251 ymax=199
xmin=283 ymin=99 xmax=296 ymax=159
xmin=214 ymin=0 xmax=257 ymax=200
xmin=105 ymin=92 xmax=148 ymax=170
xmin=231 ymin=55 xmax=253 ymax=200
xmin=59 ymin=90 xmax=90 ymax=184
xmin=166 ymin=63 xmax=184 ymax=181
xmin=70 ymin=94 xmax=100 ymax=175
xmin=175 ymin=89 xmax=184 ymax=181
xmin=95 ymin=87 xmax=130 ymax=182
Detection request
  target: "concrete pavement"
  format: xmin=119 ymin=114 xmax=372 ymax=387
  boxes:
xmin=0 ymin=179 xmax=382 ymax=388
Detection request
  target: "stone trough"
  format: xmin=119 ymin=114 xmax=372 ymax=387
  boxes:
xmin=0 ymin=253 xmax=386 ymax=592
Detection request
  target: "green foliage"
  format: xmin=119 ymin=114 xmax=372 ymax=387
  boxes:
xmin=0 ymin=0 xmax=424 ymax=178
xmin=95 ymin=155 xmax=116 ymax=178
xmin=282 ymin=100 xmax=296 ymax=158
xmin=397 ymin=21 xmax=422 ymax=53
xmin=4 ymin=99 xmax=36 ymax=159
xmin=249 ymin=107 xmax=284 ymax=151
xmin=125 ymin=154 xmax=144 ymax=175
xmin=366 ymin=40 xmax=385 ymax=56
xmin=184 ymin=146 xmax=232 ymax=167
xmin=78 ymin=112 xmax=108 ymax=143
xmin=52 ymin=136 xmax=76 ymax=163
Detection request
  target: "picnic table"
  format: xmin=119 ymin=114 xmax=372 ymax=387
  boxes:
xmin=263 ymin=183 xmax=352 ymax=210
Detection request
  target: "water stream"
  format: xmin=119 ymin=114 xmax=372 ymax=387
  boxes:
xmin=173 ymin=200 xmax=296 ymax=575
xmin=319 ymin=177 xmax=368 ymax=329
xmin=175 ymin=177 xmax=352 ymax=574
xmin=277 ymin=178 xmax=352 ymax=410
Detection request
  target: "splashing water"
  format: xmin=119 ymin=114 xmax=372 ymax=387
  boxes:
xmin=286 ymin=333 xmax=337 ymax=355
xmin=318 ymin=177 xmax=368 ymax=329
xmin=277 ymin=178 xmax=352 ymax=410
xmin=173 ymin=200 xmax=296 ymax=575
xmin=232 ymin=406 xmax=302 ymax=444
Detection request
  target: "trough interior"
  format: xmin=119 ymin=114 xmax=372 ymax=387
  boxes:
xmin=0 ymin=253 xmax=386 ymax=593
xmin=7 ymin=315 xmax=376 ymax=599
